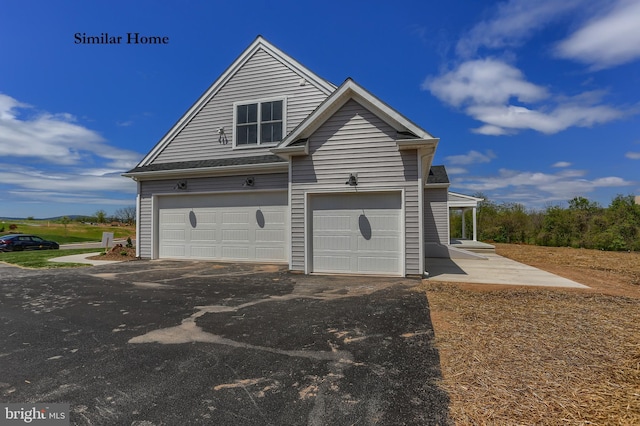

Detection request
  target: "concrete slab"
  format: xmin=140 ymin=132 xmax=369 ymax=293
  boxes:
xmin=49 ymin=252 xmax=124 ymax=266
xmin=426 ymin=253 xmax=588 ymax=288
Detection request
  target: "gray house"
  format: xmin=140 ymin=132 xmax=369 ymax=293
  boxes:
xmin=124 ymin=36 xmax=459 ymax=277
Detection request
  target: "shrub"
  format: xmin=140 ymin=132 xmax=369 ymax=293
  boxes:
xmin=120 ymin=250 xmax=128 ymax=256
xmin=126 ymin=237 xmax=133 ymax=248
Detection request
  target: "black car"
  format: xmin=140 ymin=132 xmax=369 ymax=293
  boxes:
xmin=0 ymin=234 xmax=60 ymax=252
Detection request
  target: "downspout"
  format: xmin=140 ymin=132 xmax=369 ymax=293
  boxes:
xmin=135 ymin=180 xmax=141 ymax=258
xmin=417 ymin=152 xmax=425 ymax=277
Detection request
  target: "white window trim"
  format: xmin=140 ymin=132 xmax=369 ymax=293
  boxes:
xmin=233 ymin=96 xmax=287 ymax=149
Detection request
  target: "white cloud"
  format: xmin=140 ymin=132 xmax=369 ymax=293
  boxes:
xmin=0 ymin=93 xmax=140 ymax=168
xmin=453 ymin=167 xmax=633 ymax=205
xmin=0 ymin=165 xmax=136 ymax=194
xmin=445 ymin=150 xmax=496 ymax=165
xmin=424 ymin=59 xmax=548 ymax=107
xmin=456 ymin=0 xmax=587 ymax=57
xmin=552 ymin=161 xmax=572 ymax=167
xmin=445 ymin=167 xmax=468 ymax=175
xmin=555 ymin=0 xmax=640 ymax=70
xmin=425 ymin=60 xmax=626 ymax=135
xmin=626 ymin=151 xmax=640 ymax=159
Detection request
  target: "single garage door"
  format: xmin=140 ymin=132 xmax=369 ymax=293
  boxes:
xmin=157 ymin=192 xmax=287 ymax=261
xmin=310 ymin=192 xmax=402 ymax=275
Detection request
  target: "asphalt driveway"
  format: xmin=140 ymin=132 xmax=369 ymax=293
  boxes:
xmin=0 ymin=260 xmax=450 ymax=425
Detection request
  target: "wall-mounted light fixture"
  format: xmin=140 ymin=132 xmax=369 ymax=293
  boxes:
xmin=345 ymin=173 xmax=358 ymax=186
xmin=175 ymin=180 xmax=187 ymax=190
xmin=243 ymin=176 xmax=255 ymax=187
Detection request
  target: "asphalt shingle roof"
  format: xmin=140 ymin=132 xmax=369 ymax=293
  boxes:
xmin=427 ymin=165 xmax=449 ymax=184
xmin=126 ymin=154 xmax=286 ymax=174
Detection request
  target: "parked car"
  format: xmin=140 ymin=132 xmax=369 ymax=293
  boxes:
xmin=0 ymin=234 xmax=60 ymax=252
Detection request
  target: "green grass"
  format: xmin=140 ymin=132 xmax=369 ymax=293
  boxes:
xmin=0 ymin=220 xmax=135 ymax=244
xmin=0 ymin=248 xmax=101 ymax=268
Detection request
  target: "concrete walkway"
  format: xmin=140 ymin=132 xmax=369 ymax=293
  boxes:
xmin=49 ymin=252 xmax=124 ymax=266
xmin=426 ymin=253 xmax=588 ymax=288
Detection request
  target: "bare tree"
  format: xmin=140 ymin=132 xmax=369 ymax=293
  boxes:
xmin=114 ymin=206 xmax=136 ymax=225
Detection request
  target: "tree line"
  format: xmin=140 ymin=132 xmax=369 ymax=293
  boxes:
xmin=74 ymin=206 xmax=136 ymax=225
xmin=450 ymin=195 xmax=640 ymax=251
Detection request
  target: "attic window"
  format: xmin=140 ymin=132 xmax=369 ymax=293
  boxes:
xmin=234 ymin=98 xmax=285 ymax=147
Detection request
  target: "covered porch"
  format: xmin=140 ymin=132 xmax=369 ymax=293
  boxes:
xmin=448 ymin=192 xmax=494 ymax=253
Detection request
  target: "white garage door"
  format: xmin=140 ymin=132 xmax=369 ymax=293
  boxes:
xmin=157 ymin=192 xmax=287 ymax=261
xmin=310 ymin=192 xmax=403 ymax=275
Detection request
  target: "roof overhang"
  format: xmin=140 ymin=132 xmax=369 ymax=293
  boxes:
xmin=122 ymin=161 xmax=288 ymax=181
xmin=271 ymin=141 xmax=309 ymax=159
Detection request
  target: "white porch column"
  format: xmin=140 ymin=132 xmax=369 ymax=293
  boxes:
xmin=461 ymin=208 xmax=467 ymax=239
xmin=472 ymin=207 xmax=478 ymax=241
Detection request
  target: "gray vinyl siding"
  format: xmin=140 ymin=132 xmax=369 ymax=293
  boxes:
xmin=424 ymin=187 xmax=449 ymax=244
xmin=151 ymin=49 xmax=328 ymax=164
xmin=290 ymin=99 xmax=420 ymax=275
xmin=137 ymin=172 xmax=288 ymax=258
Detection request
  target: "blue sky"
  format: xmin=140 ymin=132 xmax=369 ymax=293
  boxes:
xmin=1 ymin=0 xmax=639 ymax=218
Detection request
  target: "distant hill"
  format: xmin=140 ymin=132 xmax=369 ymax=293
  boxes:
xmin=0 ymin=215 xmax=83 ymax=221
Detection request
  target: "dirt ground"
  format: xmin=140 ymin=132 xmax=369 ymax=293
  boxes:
xmin=87 ymin=244 xmax=137 ymax=261
xmin=421 ymin=244 xmax=640 ymax=425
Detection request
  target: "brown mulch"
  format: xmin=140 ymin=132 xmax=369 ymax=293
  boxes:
xmin=420 ymin=244 xmax=640 ymax=425
xmin=87 ymin=244 xmax=138 ymax=261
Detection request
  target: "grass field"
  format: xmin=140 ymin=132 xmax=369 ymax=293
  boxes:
xmin=0 ymin=220 xmax=135 ymax=244
xmin=422 ymin=244 xmax=640 ymax=425
xmin=0 ymin=248 xmax=102 ymax=268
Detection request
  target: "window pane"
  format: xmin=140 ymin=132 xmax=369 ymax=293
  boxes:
xmin=237 ymin=104 xmax=257 ymax=124
xmin=251 ymin=125 xmax=258 ymax=144
xmin=272 ymin=100 xmax=282 ymax=120
xmin=237 ymin=105 xmax=247 ymax=124
xmin=237 ymin=126 xmax=247 ymax=144
xmin=247 ymin=103 xmax=257 ymax=123
xmin=261 ymin=123 xmax=282 ymax=143
xmin=237 ymin=124 xmax=257 ymax=145
xmin=261 ymin=102 xmax=272 ymax=121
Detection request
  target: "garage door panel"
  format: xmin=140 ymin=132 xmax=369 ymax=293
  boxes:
xmin=222 ymin=229 xmax=249 ymax=242
xmin=311 ymin=192 xmax=402 ymax=275
xmin=358 ymin=236 xmax=400 ymax=251
xmin=162 ymin=229 xmax=186 ymax=241
xmin=314 ymin=255 xmax=351 ymax=272
xmin=222 ymin=246 xmax=250 ymax=259
xmin=161 ymin=245 xmax=186 ymax=258
xmin=255 ymin=247 xmax=286 ymax=260
xmin=255 ymin=229 xmax=285 ymax=242
xmin=358 ymin=257 xmax=399 ymax=273
xmin=262 ymin=211 xmax=286 ymax=224
xmin=158 ymin=192 xmax=287 ymax=261
xmin=191 ymin=246 xmax=217 ymax=258
xmin=190 ymin=229 xmax=215 ymax=241
xmin=223 ymin=212 xmax=249 ymax=225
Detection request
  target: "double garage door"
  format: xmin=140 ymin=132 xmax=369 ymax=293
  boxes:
xmin=157 ymin=192 xmax=287 ymax=262
xmin=310 ymin=192 xmax=403 ymax=275
xmin=156 ymin=191 xmax=403 ymax=275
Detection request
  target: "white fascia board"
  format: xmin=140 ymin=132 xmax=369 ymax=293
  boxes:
xmin=279 ymin=79 xmax=436 ymax=148
xmin=122 ymin=162 xmax=288 ymax=181
xmin=448 ymin=191 xmax=484 ymax=202
xmin=396 ymin=139 xmax=439 ymax=151
xmin=138 ymin=36 xmax=336 ymax=167
xmin=424 ymin=183 xmax=450 ymax=189
xmin=270 ymin=143 xmax=308 ymax=159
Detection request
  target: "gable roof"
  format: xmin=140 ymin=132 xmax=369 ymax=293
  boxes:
xmin=136 ymin=36 xmax=337 ymax=168
xmin=272 ymin=78 xmax=438 ymax=157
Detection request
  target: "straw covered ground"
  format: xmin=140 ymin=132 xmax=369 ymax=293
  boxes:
xmin=419 ymin=244 xmax=640 ymax=425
